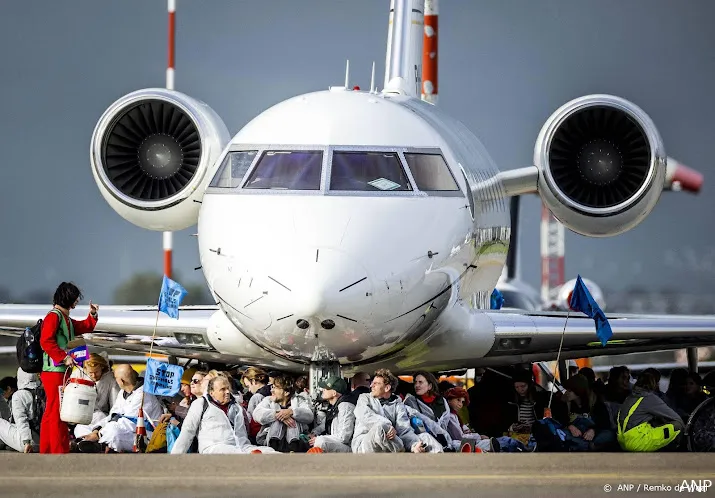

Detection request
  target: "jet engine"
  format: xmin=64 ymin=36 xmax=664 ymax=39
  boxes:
xmin=534 ymin=95 xmax=666 ymax=237
xmin=90 ymin=88 xmax=230 ymax=231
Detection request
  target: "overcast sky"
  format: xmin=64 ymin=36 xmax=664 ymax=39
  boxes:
xmin=1 ymin=0 xmax=714 ymax=305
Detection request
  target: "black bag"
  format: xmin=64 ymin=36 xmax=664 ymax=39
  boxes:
xmin=16 ymin=320 xmax=44 ymax=374
xmin=532 ymin=418 xmax=568 ymax=452
xmin=21 ymin=386 xmax=46 ymax=434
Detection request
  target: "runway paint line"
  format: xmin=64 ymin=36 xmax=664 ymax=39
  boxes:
xmin=7 ymin=474 xmax=707 ymax=482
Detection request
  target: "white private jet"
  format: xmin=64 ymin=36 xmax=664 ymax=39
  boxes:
xmin=2 ymin=0 xmax=715 ymax=386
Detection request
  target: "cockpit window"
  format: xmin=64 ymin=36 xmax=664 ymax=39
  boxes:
xmin=330 ymin=152 xmax=412 ymax=191
xmin=210 ymin=151 xmax=258 ymax=188
xmin=243 ymin=150 xmax=323 ymax=190
xmin=404 ymin=153 xmax=459 ymax=191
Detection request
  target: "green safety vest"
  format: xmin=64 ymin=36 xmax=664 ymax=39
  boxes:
xmin=616 ymin=396 xmax=680 ymax=452
xmin=42 ymin=309 xmax=75 ymax=373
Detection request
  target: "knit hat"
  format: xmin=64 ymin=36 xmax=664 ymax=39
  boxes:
xmin=181 ymin=368 xmax=198 ymax=385
xmin=444 ymin=387 xmax=470 ymax=406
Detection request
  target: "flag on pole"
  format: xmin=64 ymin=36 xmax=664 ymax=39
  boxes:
xmin=490 ymin=288 xmax=504 ymax=310
xmin=158 ymin=275 xmax=188 ymax=319
xmin=569 ymin=274 xmax=613 ymax=347
xmin=144 ymin=358 xmax=184 ymax=397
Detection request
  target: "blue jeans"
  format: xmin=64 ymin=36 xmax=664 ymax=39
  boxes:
xmin=496 ymin=435 xmax=537 ymax=452
xmin=563 ymin=417 xmax=616 ymax=451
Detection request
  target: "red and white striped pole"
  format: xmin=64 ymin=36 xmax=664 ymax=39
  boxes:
xmin=163 ymin=0 xmax=176 ymax=279
xmin=422 ymin=0 xmax=438 ymax=104
xmin=540 ymin=205 xmax=565 ymax=306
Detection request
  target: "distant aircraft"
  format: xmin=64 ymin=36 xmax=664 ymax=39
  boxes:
xmin=2 ymin=0 xmax=715 ymax=387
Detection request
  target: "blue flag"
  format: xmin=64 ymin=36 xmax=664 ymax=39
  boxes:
xmin=158 ymin=275 xmax=188 ymax=319
xmin=490 ymin=288 xmax=504 ymax=310
xmin=143 ymin=358 xmax=184 ymax=397
xmin=569 ymin=274 xmax=612 ymax=346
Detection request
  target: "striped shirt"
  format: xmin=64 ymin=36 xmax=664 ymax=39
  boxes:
xmin=518 ymin=400 xmax=536 ymax=425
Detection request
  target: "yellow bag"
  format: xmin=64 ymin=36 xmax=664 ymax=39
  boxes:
xmin=146 ymin=421 xmax=168 ymax=453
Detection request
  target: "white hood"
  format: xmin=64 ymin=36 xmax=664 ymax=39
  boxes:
xmin=17 ymin=368 xmax=40 ymax=390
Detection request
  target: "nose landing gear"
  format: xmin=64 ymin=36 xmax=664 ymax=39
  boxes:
xmin=308 ymin=345 xmax=341 ymax=398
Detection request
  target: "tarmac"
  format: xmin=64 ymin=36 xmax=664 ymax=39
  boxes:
xmin=1 ymin=453 xmax=714 ymax=497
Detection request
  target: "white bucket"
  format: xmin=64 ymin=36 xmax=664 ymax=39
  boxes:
xmin=60 ymin=377 xmax=97 ymax=425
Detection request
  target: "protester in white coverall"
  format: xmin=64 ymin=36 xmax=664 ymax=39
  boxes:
xmin=170 ymin=376 xmax=276 ymax=454
xmin=253 ymin=375 xmax=314 ymax=452
xmin=309 ymin=375 xmax=355 ymax=453
xmin=352 ymin=369 xmax=442 ymax=453
xmin=0 ymin=368 xmax=41 ymax=453
xmin=79 ymin=364 xmax=163 ymax=452
xmin=72 ymin=353 xmax=120 ymax=438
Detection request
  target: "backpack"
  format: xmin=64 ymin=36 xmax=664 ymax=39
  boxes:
xmin=16 ymin=320 xmax=44 ymax=374
xmin=532 ymin=417 xmax=568 ymax=452
xmin=21 ymin=386 xmax=46 ymax=435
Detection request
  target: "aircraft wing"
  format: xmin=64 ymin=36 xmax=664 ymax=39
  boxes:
xmin=356 ymin=308 xmax=715 ymax=374
xmin=482 ymin=311 xmax=715 ymax=364
xmin=0 ymin=304 xmax=302 ymax=371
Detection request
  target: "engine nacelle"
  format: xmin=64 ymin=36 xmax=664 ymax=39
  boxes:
xmin=535 ymin=95 xmax=666 ymax=237
xmin=90 ymin=88 xmax=230 ymax=231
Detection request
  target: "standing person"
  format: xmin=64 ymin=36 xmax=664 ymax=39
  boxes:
xmin=39 ymin=282 xmax=99 ymax=454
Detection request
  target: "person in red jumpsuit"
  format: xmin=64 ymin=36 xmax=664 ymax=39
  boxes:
xmin=39 ymin=282 xmax=99 ymax=454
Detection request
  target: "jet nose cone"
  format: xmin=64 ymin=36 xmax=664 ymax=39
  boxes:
xmin=293 ymin=289 xmax=325 ymax=321
xmin=277 ymin=246 xmax=373 ymax=329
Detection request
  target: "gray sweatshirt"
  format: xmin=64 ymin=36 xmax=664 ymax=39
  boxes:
xmin=617 ymin=387 xmax=684 ymax=433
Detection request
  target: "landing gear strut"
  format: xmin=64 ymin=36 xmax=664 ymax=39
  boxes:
xmin=309 ymin=345 xmax=341 ymax=398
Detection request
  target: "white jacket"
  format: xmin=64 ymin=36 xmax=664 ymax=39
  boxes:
xmin=13 ymin=368 xmax=41 ymax=445
xmin=352 ymin=393 xmax=420 ymax=451
xmin=313 ymin=398 xmax=356 ymax=446
xmin=170 ymin=395 xmax=252 ymax=454
xmin=403 ymin=394 xmax=453 ymax=446
xmin=253 ymin=395 xmax=314 ymax=435
xmin=95 ymin=382 xmax=164 ymax=430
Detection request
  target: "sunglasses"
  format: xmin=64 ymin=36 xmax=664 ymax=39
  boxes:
xmin=190 ymin=379 xmax=202 ymax=384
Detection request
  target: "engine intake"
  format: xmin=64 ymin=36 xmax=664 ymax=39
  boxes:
xmin=91 ymin=89 xmax=230 ymax=231
xmin=535 ymin=95 xmax=666 ymax=237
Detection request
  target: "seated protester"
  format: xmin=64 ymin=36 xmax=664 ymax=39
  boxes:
xmin=443 ymin=388 xmax=498 ymax=452
xmin=617 ymin=371 xmax=684 ymax=452
xmin=403 ymin=371 xmax=454 ymax=450
xmin=0 ymin=368 xmax=41 ymax=453
xmin=502 ymin=369 xmax=549 ymax=443
xmin=79 ymin=365 xmax=163 ymax=453
xmin=675 ymin=372 xmax=708 ymax=418
xmin=309 ymin=376 xmax=355 ymax=453
xmin=557 ymin=374 xmax=616 ymax=451
xmin=578 ymin=367 xmax=606 ymax=397
xmin=253 ymin=375 xmax=314 ymax=452
xmin=664 ymin=368 xmax=689 ymax=419
xmin=170 ymin=375 xmax=275 ymax=454
xmin=604 ymin=366 xmax=632 ymax=404
xmin=242 ymin=367 xmax=272 ymax=443
xmin=0 ymin=376 xmax=17 ymax=421
xmin=0 ymin=393 xmax=9 ymax=424
xmin=641 ymin=368 xmax=665 ymax=400
xmin=352 ymin=369 xmax=441 ymax=454
xmin=162 ymin=370 xmax=207 ymax=424
xmin=342 ymin=372 xmax=371 ymax=404
xmin=72 ymin=353 xmax=120 ymax=438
